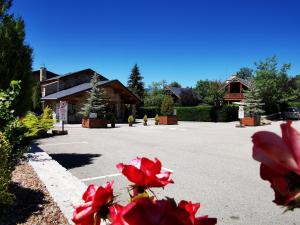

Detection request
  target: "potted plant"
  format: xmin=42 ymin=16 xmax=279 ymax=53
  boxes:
xmin=80 ymin=73 xmax=109 ymax=128
xmin=155 ymin=114 xmax=160 ymax=125
xmin=128 ymin=115 xmax=134 ymax=127
xmin=143 ymin=115 xmax=148 ymax=126
xmin=241 ymin=87 xmax=264 ymax=126
xmin=159 ymin=95 xmax=177 ymax=125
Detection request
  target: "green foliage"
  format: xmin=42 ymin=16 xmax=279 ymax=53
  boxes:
xmin=144 ymin=81 xmax=167 ymax=107
xmin=0 ymin=132 xmax=14 ymax=205
xmin=244 ymin=86 xmax=264 ymax=116
xmin=0 ymin=0 xmax=34 ymax=116
xmin=175 ymin=105 xmax=239 ymax=122
xmin=80 ymin=73 xmax=109 ymax=119
xmin=22 ymin=111 xmax=54 ymax=139
xmin=288 ymin=102 xmax=300 ymax=111
xmin=169 ymin=81 xmax=182 ymax=88
xmin=128 ymin=115 xmax=134 ymax=123
xmin=42 ymin=106 xmax=53 ymax=120
xmin=254 ymin=56 xmax=297 ymax=114
xmin=236 ymin=67 xmax=253 ymax=80
xmin=137 ymin=106 xmax=160 ymax=118
xmin=155 ymin=114 xmax=160 ymax=122
xmin=143 ymin=115 xmax=148 ymax=122
xmin=194 ymin=80 xmax=224 ymax=107
xmin=0 ymin=80 xmax=21 ymax=126
xmin=176 ymin=106 xmax=213 ymax=121
xmin=32 ymin=82 xmax=42 ymax=112
xmin=160 ymin=95 xmax=174 ymax=116
xmin=127 ymin=64 xmax=144 ymax=100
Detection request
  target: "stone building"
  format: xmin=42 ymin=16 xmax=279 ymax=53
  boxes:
xmin=34 ymin=67 xmax=140 ymax=123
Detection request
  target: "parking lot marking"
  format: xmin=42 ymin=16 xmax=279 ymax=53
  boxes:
xmin=39 ymin=141 xmax=88 ymax=146
xmin=80 ymin=173 xmax=122 ymax=182
xmin=162 ymin=167 xmax=174 ymax=172
xmin=80 ymin=167 xmax=174 ymax=182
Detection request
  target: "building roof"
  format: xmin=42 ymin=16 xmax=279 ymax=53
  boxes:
xmin=41 ymin=79 xmax=140 ymax=103
xmin=166 ymin=86 xmax=190 ymax=98
xmin=32 ymin=69 xmax=59 ymax=80
xmin=41 ymin=80 xmax=113 ymax=100
xmin=41 ymin=68 xmax=108 ymax=83
xmin=221 ymin=75 xmax=252 ymax=89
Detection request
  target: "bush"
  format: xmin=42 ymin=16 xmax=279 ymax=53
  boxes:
xmin=143 ymin=115 xmax=148 ymax=122
xmin=161 ymin=95 xmax=174 ymax=116
xmin=0 ymin=132 xmax=14 ymax=205
xmin=176 ymin=105 xmax=239 ymax=122
xmin=128 ymin=115 xmax=134 ymax=123
xmin=22 ymin=111 xmax=54 ymax=139
xmin=137 ymin=106 xmax=160 ymax=118
xmin=155 ymin=114 xmax=160 ymax=122
xmin=176 ymin=106 xmax=213 ymax=122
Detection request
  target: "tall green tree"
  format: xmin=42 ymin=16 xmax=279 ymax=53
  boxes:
xmin=244 ymin=85 xmax=264 ymax=117
xmin=127 ymin=64 xmax=144 ymax=100
xmin=169 ymin=81 xmax=182 ymax=88
xmin=144 ymin=80 xmax=167 ymax=107
xmin=236 ymin=67 xmax=253 ymax=80
xmin=194 ymin=80 xmax=224 ymax=107
xmin=254 ymin=56 xmax=297 ymax=113
xmin=80 ymin=73 xmax=109 ymax=119
xmin=0 ymin=0 xmax=34 ymax=116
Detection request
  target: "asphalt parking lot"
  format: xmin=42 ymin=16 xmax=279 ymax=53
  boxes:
xmin=35 ymin=120 xmax=300 ymax=225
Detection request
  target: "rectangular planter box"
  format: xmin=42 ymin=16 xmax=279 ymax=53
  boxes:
xmin=159 ymin=116 xmax=178 ymax=125
xmin=82 ymin=118 xmax=108 ymax=128
xmin=241 ymin=116 xmax=260 ymax=126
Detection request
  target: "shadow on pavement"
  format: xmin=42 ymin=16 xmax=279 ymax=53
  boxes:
xmin=0 ymin=182 xmax=47 ymax=225
xmin=49 ymin=153 xmax=102 ymax=169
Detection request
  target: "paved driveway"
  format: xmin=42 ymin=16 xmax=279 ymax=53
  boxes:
xmin=35 ymin=120 xmax=300 ymax=225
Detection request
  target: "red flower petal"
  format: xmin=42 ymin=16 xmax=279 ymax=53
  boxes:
xmin=82 ymin=184 xmax=96 ymax=202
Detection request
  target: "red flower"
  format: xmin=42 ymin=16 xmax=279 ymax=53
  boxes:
xmin=252 ymin=121 xmax=300 ymax=208
xmin=116 ymin=157 xmax=173 ymax=188
xmin=178 ymin=200 xmax=217 ymax=225
xmin=110 ymin=198 xmax=190 ymax=225
xmin=72 ymin=181 xmax=114 ymax=225
xmin=110 ymin=198 xmax=217 ymax=225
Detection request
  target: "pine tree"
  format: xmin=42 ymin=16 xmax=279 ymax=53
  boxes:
xmin=244 ymin=85 xmax=264 ymax=117
xmin=0 ymin=0 xmax=34 ymax=116
xmin=127 ymin=64 xmax=144 ymax=100
xmin=80 ymin=73 xmax=109 ymax=119
xmin=160 ymin=95 xmax=174 ymax=116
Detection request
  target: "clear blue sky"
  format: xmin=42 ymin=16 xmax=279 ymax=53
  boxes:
xmin=12 ymin=0 xmax=300 ymax=87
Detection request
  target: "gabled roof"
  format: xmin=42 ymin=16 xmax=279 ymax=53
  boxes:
xmin=166 ymin=87 xmax=190 ymax=98
xmin=41 ymin=80 xmax=140 ymax=103
xmin=32 ymin=70 xmax=59 ymax=79
xmin=221 ymin=75 xmax=252 ymax=90
xmin=41 ymin=80 xmax=113 ymax=100
xmin=41 ymin=68 xmax=108 ymax=83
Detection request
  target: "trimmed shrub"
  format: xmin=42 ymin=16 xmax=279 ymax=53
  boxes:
xmin=155 ymin=114 xmax=160 ymax=122
xmin=128 ymin=115 xmax=134 ymax=123
xmin=0 ymin=132 xmax=14 ymax=205
xmin=143 ymin=115 xmax=148 ymax=122
xmin=176 ymin=105 xmax=239 ymax=122
xmin=176 ymin=106 xmax=213 ymax=122
xmin=161 ymin=95 xmax=174 ymax=116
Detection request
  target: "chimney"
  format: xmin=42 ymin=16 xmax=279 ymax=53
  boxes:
xmin=40 ymin=67 xmax=47 ymax=81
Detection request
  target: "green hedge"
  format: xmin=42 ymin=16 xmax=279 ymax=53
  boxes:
xmin=288 ymin=102 xmax=300 ymax=111
xmin=176 ymin=106 xmax=213 ymax=122
xmin=176 ymin=105 xmax=238 ymax=122
xmin=137 ymin=106 xmax=160 ymax=118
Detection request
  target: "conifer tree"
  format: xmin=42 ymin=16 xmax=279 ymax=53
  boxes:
xmin=80 ymin=73 xmax=109 ymax=119
xmin=127 ymin=64 xmax=144 ymax=100
xmin=0 ymin=0 xmax=34 ymax=116
xmin=244 ymin=85 xmax=264 ymax=117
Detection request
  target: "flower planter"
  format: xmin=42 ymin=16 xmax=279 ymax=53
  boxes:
xmin=144 ymin=122 xmax=147 ymax=126
xmin=241 ymin=116 xmax=261 ymax=126
xmin=155 ymin=121 xmax=159 ymax=125
xmin=129 ymin=122 xmax=133 ymax=127
xmin=82 ymin=118 xmax=108 ymax=128
xmin=159 ymin=116 xmax=178 ymax=125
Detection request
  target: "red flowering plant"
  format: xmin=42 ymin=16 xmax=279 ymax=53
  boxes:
xmin=252 ymin=121 xmax=300 ymax=210
xmin=72 ymin=157 xmax=217 ymax=225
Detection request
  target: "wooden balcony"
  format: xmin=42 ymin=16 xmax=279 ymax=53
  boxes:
xmin=224 ymin=93 xmax=244 ymax=100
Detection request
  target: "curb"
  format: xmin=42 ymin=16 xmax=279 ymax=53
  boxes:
xmin=25 ymin=148 xmax=87 ymax=225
